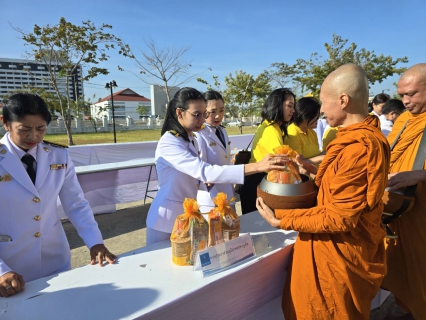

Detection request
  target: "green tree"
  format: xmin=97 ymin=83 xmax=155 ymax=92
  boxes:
xmin=15 ymin=17 xmax=131 ymax=145
xmin=136 ymin=105 xmax=151 ymax=117
xmin=290 ymin=34 xmax=409 ymax=98
xmin=223 ymin=71 xmax=272 ymax=134
xmin=265 ymin=62 xmax=301 ymax=91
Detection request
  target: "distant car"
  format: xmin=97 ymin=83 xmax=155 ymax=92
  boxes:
xmin=227 ymin=120 xmax=241 ymax=127
xmin=252 ymin=122 xmax=261 ymax=127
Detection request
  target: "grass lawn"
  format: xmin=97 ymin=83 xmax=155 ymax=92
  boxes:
xmin=44 ymin=126 xmax=258 ymax=146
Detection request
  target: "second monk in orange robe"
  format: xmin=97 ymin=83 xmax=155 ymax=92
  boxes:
xmin=257 ymin=64 xmax=390 ymax=320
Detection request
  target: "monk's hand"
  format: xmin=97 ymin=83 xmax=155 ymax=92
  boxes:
xmin=90 ymin=244 xmax=117 ymax=266
xmin=258 ymin=154 xmax=290 ymax=172
xmin=256 ymin=197 xmax=280 ymax=228
xmin=0 ymin=272 xmax=25 ymax=297
xmin=387 ymin=171 xmax=426 ymax=191
xmin=295 ymin=155 xmax=318 ymax=176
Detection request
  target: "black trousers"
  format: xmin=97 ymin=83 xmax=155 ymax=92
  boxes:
xmin=238 ymin=172 xmax=266 ymax=214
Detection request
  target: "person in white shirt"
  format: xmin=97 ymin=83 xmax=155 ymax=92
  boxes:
xmin=0 ymin=93 xmax=115 ymax=298
xmin=195 ymin=91 xmax=235 ymax=212
xmin=379 ymin=99 xmax=406 ymax=137
xmin=145 ymin=88 xmax=288 ymax=245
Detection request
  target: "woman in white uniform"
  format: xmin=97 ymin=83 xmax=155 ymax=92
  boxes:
xmin=195 ymin=91 xmax=235 ymax=212
xmin=146 ymin=88 xmax=287 ymax=245
xmin=0 ymin=93 xmax=115 ymax=298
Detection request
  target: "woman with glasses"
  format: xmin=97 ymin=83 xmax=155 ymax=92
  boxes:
xmin=146 ymin=87 xmax=287 ymax=245
xmin=195 ymin=90 xmax=235 ymax=213
xmin=284 ymin=97 xmax=322 ymax=158
xmin=239 ymin=88 xmax=296 ymax=214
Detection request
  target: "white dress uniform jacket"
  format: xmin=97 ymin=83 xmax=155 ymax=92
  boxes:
xmin=0 ymin=133 xmax=103 ymax=283
xmin=195 ymin=124 xmax=235 ymax=212
xmin=146 ymin=131 xmax=244 ymax=233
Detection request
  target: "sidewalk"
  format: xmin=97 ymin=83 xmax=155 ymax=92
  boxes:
xmin=63 ymin=200 xmax=405 ymax=319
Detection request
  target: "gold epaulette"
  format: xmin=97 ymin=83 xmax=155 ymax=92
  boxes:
xmin=42 ymin=140 xmax=69 ymax=148
xmin=169 ymin=130 xmax=180 ymax=137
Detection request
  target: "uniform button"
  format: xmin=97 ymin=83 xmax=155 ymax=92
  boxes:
xmin=34 ymin=232 xmax=41 ymax=238
xmin=33 ymin=197 xmax=40 ymax=203
xmin=34 ymin=215 xmax=41 ymax=221
xmin=0 ymin=150 xmax=6 ymax=154
xmin=225 ymin=155 xmax=229 ymax=158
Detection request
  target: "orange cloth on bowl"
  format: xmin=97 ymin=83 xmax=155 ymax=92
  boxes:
xmin=275 ymin=116 xmax=390 ymax=320
xmin=381 ymin=111 xmax=426 ymax=319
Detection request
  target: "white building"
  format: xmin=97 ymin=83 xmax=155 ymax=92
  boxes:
xmin=91 ymin=88 xmax=151 ymax=120
xmin=0 ymin=57 xmax=83 ymax=102
xmin=150 ymin=85 xmax=180 ymax=118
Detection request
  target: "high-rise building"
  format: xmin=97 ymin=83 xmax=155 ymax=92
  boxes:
xmin=0 ymin=57 xmax=83 ymax=102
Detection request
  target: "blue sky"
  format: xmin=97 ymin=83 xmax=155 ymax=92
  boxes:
xmin=2 ymin=0 xmax=425 ymax=101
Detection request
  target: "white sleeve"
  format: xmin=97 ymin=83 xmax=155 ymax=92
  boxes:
xmin=158 ymin=136 xmax=244 ymax=185
xmin=59 ymin=151 xmax=104 ymax=249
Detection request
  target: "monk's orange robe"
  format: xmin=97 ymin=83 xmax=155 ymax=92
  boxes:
xmin=381 ymin=110 xmax=426 ymax=319
xmin=275 ymin=116 xmax=390 ymax=320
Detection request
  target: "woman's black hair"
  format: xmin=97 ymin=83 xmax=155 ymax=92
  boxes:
xmin=372 ymin=93 xmax=391 ymax=105
xmin=203 ymin=90 xmax=224 ymax=103
xmin=261 ymin=88 xmax=295 ymax=136
xmin=3 ymin=93 xmax=52 ymax=125
xmin=161 ymin=87 xmax=205 ymax=142
xmin=292 ymin=97 xmax=321 ymax=127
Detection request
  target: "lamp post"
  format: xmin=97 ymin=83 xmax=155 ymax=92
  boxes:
xmin=105 ymin=80 xmax=118 ymax=143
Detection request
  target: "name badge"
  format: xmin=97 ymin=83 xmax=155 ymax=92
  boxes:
xmin=194 ymin=234 xmax=255 ymax=277
xmin=50 ymin=164 xmax=67 ymax=170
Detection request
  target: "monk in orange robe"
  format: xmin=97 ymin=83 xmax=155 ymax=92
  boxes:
xmin=257 ymin=64 xmax=390 ymax=320
xmin=381 ymin=63 xmax=426 ymax=319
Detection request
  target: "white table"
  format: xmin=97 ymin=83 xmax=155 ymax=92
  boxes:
xmin=0 ymin=211 xmax=388 ymax=319
xmin=0 ymin=211 xmax=296 ymax=320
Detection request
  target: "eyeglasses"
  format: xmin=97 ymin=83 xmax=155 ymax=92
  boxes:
xmin=180 ymin=108 xmax=209 ymax=120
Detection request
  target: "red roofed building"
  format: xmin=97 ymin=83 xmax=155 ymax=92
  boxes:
xmin=91 ymin=88 xmax=151 ymax=120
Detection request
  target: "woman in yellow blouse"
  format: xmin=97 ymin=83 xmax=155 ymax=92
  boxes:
xmin=239 ymin=88 xmax=295 ymax=214
xmin=284 ymin=97 xmax=321 ymax=158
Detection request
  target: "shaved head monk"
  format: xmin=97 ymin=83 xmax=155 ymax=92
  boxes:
xmin=257 ymin=64 xmax=390 ymax=319
xmin=381 ymin=63 xmax=426 ymax=319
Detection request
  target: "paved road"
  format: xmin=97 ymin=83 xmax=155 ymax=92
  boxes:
xmin=64 ymin=200 xmax=406 ymax=319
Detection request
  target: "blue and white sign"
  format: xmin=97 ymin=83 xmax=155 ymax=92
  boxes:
xmin=194 ymin=233 xmax=256 ymax=277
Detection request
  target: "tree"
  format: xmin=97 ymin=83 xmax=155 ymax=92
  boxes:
xmin=289 ymin=34 xmax=409 ymax=98
xmin=223 ymin=71 xmax=272 ymax=134
xmin=15 ymin=17 xmax=131 ymax=145
xmin=265 ymin=62 xmax=301 ymax=92
xmin=196 ymin=75 xmax=223 ymax=93
xmin=2 ymin=85 xmax=63 ymax=117
xmin=136 ymin=105 xmax=151 ymax=117
xmin=129 ymin=39 xmax=205 ymax=102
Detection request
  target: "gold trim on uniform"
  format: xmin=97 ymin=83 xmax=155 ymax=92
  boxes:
xmin=0 ymin=149 xmax=6 ymax=154
xmin=2 ymin=173 xmax=11 ymax=181
xmin=43 ymin=147 xmax=50 ymax=152
xmin=209 ymin=141 xmax=217 ymax=146
xmin=42 ymin=140 xmax=68 ymax=148
xmin=50 ymin=164 xmax=67 ymax=170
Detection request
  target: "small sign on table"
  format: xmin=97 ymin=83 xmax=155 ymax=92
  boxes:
xmin=194 ymin=233 xmax=256 ymax=277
